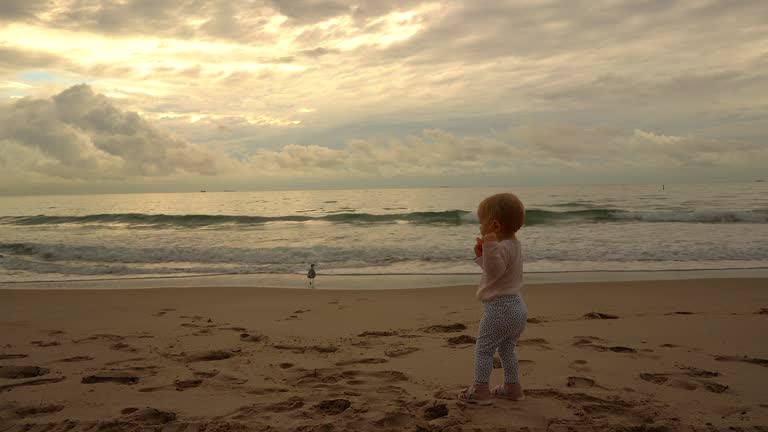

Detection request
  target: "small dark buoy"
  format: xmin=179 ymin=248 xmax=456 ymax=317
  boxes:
xmin=307 ymin=264 xmax=317 ymax=288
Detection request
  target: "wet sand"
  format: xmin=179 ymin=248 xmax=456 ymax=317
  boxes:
xmin=1 ymin=278 xmax=767 ymax=431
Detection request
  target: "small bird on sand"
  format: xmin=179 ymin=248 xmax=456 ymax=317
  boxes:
xmin=307 ymin=264 xmax=317 ymax=288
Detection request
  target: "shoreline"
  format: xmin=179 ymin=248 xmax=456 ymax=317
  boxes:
xmin=3 ymin=267 xmax=768 ymax=290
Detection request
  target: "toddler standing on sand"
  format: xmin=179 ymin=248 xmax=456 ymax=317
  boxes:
xmin=458 ymin=192 xmax=527 ymax=405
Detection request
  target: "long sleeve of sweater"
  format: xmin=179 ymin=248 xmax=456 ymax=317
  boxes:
xmin=475 ymin=239 xmax=524 ymax=301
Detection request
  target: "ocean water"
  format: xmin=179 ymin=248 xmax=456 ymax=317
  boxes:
xmin=1 ymin=183 xmax=767 ymax=283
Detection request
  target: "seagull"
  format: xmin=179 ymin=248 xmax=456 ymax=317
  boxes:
xmin=307 ymin=264 xmax=317 ymax=288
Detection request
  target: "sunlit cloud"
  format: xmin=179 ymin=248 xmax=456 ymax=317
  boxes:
xmin=1 ymin=0 xmax=767 ymax=193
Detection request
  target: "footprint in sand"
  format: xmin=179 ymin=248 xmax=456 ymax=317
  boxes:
xmin=368 ymin=370 xmax=408 ymax=382
xmin=374 ymin=412 xmax=418 ymax=429
xmin=676 ymin=364 xmax=720 ymax=378
xmin=0 ymin=365 xmax=50 ymax=379
xmin=139 ymin=378 xmax=203 ymax=392
xmin=152 ymin=308 xmax=175 ymax=317
xmin=385 ymin=347 xmax=420 ymax=358
xmin=0 ymin=376 xmax=66 ymax=392
xmin=7 ymin=404 xmax=65 ymax=419
xmin=193 ymin=370 xmax=219 ymax=378
xmin=239 ymin=333 xmax=267 ymax=342
xmin=446 ymin=335 xmax=476 ymax=346
xmin=314 ymin=399 xmax=351 ymax=415
xmin=272 ymin=344 xmax=338 ymax=354
xmin=567 ymin=376 xmax=596 ymax=388
xmin=110 ymin=342 xmax=138 ymax=352
xmin=183 ymin=350 xmax=236 ymax=362
xmin=714 ymin=355 xmax=768 ymax=367
xmin=606 ymin=346 xmax=637 ymax=353
xmin=247 ymin=386 xmax=289 ymax=395
xmin=569 ymin=360 xmax=591 ymax=372
xmin=376 ymin=385 xmax=406 ymax=394
xmin=574 ymin=335 xmax=608 ymax=343
xmin=582 ymin=312 xmax=618 ymax=320
xmin=175 ymin=379 xmax=203 ymax=389
xmin=639 ymin=372 xmax=728 ymax=393
xmin=433 ymin=389 xmax=459 ymax=400
xmin=358 ymin=330 xmax=399 ymax=337
xmin=72 ymin=334 xmax=125 ymax=343
xmin=210 ymin=373 xmax=248 ymax=385
xmin=104 ymin=357 xmax=148 ymax=367
xmin=82 ymin=371 xmax=139 ymax=385
xmin=50 ymin=356 xmax=94 ymax=364
xmin=120 ymin=407 xmax=177 ymax=425
xmin=423 ymin=404 xmax=449 ymax=421
xmin=288 ymin=368 xmax=408 ymax=388
xmin=335 ymin=358 xmax=388 ymax=366
xmin=518 ymin=338 xmax=552 ymax=350
xmin=573 ymin=336 xmax=637 ymax=354
xmin=219 ymin=326 xmax=248 ymax=332
xmin=30 ymin=340 xmax=60 ymax=347
xmin=421 ymin=323 xmax=467 ymax=333
xmin=0 ymin=353 xmax=28 ymax=360
xmin=294 ymin=422 xmax=335 ymax=431
xmin=226 ymin=396 xmax=304 ymax=419
xmin=525 ymin=388 xmax=677 ymax=429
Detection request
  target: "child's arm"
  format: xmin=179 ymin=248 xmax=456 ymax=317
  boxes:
xmin=480 ymin=234 xmax=508 ymax=285
xmin=474 ymin=237 xmax=484 ymax=268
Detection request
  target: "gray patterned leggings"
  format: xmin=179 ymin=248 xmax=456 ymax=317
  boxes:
xmin=474 ymin=295 xmax=528 ymax=385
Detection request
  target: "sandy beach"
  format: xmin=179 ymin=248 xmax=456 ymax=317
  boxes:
xmin=1 ymin=277 xmax=767 ymax=431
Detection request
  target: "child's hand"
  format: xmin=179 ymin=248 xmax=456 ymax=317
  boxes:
xmin=482 ymin=232 xmax=498 ymax=242
xmin=474 ymin=237 xmax=483 ymax=258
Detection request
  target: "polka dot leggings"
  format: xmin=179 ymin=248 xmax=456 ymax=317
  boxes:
xmin=474 ymin=295 xmax=528 ymax=385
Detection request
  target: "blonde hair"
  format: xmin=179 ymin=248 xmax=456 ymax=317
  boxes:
xmin=478 ymin=192 xmax=525 ymax=235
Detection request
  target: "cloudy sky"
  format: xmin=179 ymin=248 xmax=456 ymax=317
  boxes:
xmin=1 ymin=0 xmax=767 ymax=194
